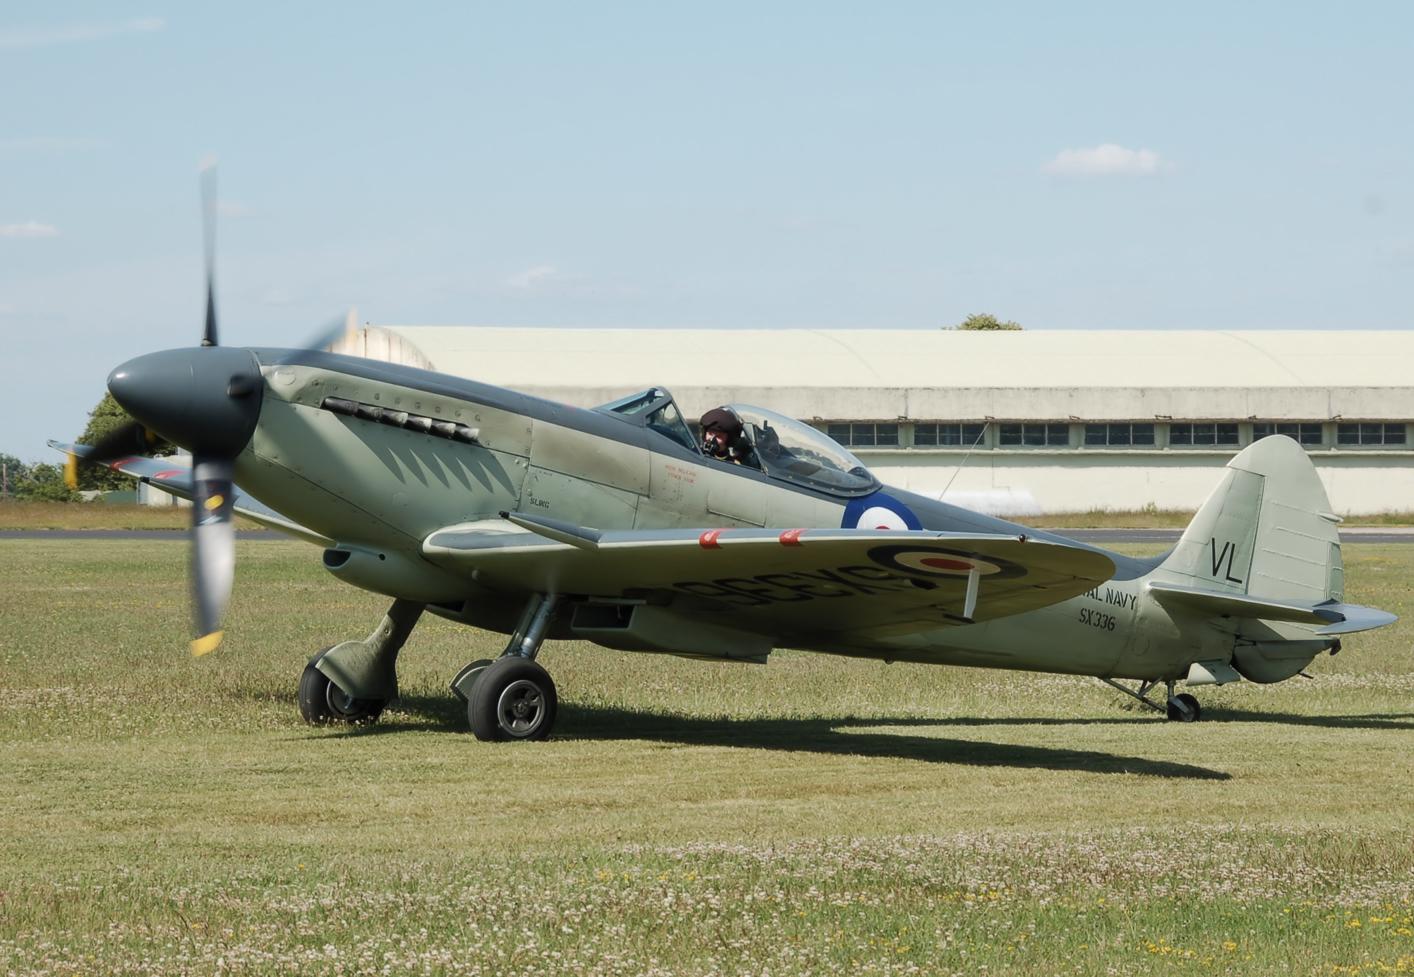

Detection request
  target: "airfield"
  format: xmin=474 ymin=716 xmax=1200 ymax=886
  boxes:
xmin=2 ymin=532 xmax=1412 ymax=975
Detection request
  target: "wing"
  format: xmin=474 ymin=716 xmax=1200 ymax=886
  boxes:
xmin=423 ymin=511 xmax=1116 ymax=646
xmin=48 ymin=440 xmax=331 ymax=546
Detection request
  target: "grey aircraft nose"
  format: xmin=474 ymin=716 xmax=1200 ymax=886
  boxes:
xmin=107 ymin=346 xmax=265 ymax=457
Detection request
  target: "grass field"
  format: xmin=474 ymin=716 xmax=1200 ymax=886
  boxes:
xmin=2 ymin=538 xmax=1412 ymax=975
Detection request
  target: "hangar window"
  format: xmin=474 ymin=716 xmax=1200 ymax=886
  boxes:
xmin=913 ymin=423 xmax=987 ymax=447
xmin=999 ymin=423 xmax=1069 ymax=447
xmin=1252 ymin=423 xmax=1323 ymax=446
xmin=1085 ymin=423 xmax=1155 ymax=446
xmin=1337 ymin=423 xmax=1407 ymax=446
xmin=826 ymin=423 xmax=899 ymax=447
xmin=1170 ymin=423 xmax=1240 ymax=446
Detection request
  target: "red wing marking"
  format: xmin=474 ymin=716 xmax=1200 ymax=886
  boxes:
xmin=699 ymin=529 xmax=726 ymax=549
xmin=921 ymin=557 xmax=975 ymax=572
xmin=154 ymin=470 xmax=186 ymax=480
xmin=779 ymin=529 xmax=807 ymax=546
xmin=108 ymin=457 xmax=139 ymax=471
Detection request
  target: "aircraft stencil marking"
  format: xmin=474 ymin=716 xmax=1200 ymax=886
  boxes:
xmin=1083 ymin=587 xmax=1139 ymax=611
xmin=1210 ymin=538 xmax=1245 ymax=583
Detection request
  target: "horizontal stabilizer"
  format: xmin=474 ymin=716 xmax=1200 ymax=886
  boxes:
xmin=1148 ymin=582 xmax=1397 ymax=635
xmin=47 ymin=440 xmax=330 ymax=546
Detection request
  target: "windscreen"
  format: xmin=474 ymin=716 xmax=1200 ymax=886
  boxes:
xmin=728 ymin=404 xmax=878 ymax=496
xmin=597 ymin=388 xmax=699 ymax=452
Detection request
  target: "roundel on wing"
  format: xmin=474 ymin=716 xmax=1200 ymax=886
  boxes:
xmin=868 ymin=544 xmax=1027 ymax=580
xmin=841 ymin=492 xmax=922 ymax=531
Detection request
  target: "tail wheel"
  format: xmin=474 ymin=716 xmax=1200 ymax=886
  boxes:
xmin=298 ymin=647 xmax=386 ymax=725
xmin=1166 ymin=692 xmax=1201 ymax=722
xmin=468 ymin=656 xmax=557 ymax=742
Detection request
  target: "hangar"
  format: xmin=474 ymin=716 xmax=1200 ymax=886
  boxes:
xmin=329 ymin=327 xmax=1414 ymax=517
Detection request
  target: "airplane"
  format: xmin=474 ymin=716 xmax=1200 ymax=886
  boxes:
xmin=54 ymin=172 xmax=1397 ymax=741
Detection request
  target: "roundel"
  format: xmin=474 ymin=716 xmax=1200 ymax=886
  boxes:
xmin=868 ymin=544 xmax=1026 ymax=580
xmin=842 ymin=492 xmax=921 ymax=531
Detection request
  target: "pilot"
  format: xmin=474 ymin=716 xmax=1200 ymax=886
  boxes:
xmin=699 ymin=407 xmax=748 ymax=464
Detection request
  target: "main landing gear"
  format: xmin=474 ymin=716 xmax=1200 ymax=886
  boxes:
xmin=297 ymin=593 xmax=564 ymax=741
xmin=1099 ymin=677 xmax=1203 ymax=722
xmin=451 ymin=594 xmax=561 ymax=742
xmin=298 ymin=599 xmax=425 ymax=726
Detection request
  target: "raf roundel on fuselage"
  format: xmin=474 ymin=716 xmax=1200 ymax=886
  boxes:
xmin=842 ymin=491 xmax=923 ymax=531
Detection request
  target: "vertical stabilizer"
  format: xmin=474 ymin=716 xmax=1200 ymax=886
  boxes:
xmin=1157 ymin=436 xmax=1341 ymax=603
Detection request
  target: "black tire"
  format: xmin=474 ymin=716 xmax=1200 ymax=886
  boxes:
xmin=298 ymin=648 xmax=386 ymax=725
xmin=1166 ymin=692 xmax=1201 ymax=722
xmin=468 ymin=657 xmax=557 ymax=742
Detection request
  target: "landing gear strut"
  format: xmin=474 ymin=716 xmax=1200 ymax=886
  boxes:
xmin=1100 ymin=677 xmax=1203 ymax=722
xmin=453 ymin=594 xmax=562 ymax=742
xmin=299 ymin=599 xmax=425 ymax=725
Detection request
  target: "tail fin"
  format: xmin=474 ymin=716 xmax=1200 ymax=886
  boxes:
xmin=1157 ymin=435 xmax=1342 ymax=603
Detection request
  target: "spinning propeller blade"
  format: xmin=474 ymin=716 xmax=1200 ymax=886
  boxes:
xmin=190 ymin=456 xmax=236 ymax=656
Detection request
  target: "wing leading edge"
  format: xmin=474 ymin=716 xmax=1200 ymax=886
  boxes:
xmin=423 ymin=511 xmax=1116 ymax=644
xmin=47 ymin=441 xmax=331 ymax=546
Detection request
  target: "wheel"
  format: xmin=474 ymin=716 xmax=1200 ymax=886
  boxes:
xmin=468 ymin=656 xmax=557 ymax=742
xmin=298 ymin=648 xmax=386 ymax=725
xmin=1166 ymin=692 xmax=1201 ymax=722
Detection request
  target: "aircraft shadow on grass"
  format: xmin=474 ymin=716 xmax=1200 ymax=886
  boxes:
xmin=313 ymin=697 xmax=1234 ymax=781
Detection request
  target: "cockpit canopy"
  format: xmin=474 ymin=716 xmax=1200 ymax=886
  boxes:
xmin=727 ymin=403 xmax=879 ymax=496
xmin=596 ymin=388 xmax=878 ymax=498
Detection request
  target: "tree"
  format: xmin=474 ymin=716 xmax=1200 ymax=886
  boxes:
xmin=22 ymin=462 xmax=81 ymax=502
xmin=0 ymin=453 xmax=29 ymax=500
xmin=952 ymin=313 xmax=1022 ymax=331
xmin=72 ymin=393 xmax=174 ymax=491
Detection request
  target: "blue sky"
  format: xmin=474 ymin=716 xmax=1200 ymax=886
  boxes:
xmin=2 ymin=2 xmax=1412 ymax=461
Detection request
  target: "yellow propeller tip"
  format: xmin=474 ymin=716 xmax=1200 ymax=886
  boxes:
xmin=64 ymin=452 xmax=78 ymax=491
xmin=191 ymin=631 xmax=224 ymax=657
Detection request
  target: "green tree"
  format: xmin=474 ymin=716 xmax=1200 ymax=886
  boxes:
xmin=73 ymin=393 xmax=173 ymax=491
xmin=19 ymin=462 xmax=80 ymax=502
xmin=952 ymin=313 xmax=1022 ymax=331
xmin=0 ymin=453 xmax=30 ymax=501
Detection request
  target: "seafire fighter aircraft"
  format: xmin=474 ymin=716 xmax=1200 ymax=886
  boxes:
xmin=55 ymin=173 xmax=1396 ymax=741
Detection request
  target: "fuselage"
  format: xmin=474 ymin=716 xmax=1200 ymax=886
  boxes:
xmin=227 ymin=347 xmax=1249 ymax=684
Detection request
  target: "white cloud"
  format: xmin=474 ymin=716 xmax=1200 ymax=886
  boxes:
xmin=0 ymin=17 xmax=163 ymax=48
xmin=0 ymin=221 xmax=60 ymax=238
xmin=217 ymin=200 xmax=254 ymax=218
xmin=1041 ymin=143 xmax=1171 ymax=177
xmin=507 ymin=265 xmax=556 ymax=288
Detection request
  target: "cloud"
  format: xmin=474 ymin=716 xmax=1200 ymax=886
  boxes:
xmin=0 ymin=17 xmax=163 ymax=49
xmin=1041 ymin=143 xmax=1171 ymax=177
xmin=0 ymin=221 xmax=60 ymax=238
xmin=507 ymin=265 xmax=556 ymax=288
xmin=217 ymin=200 xmax=254 ymax=218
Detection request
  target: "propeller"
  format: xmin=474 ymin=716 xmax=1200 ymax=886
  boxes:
xmin=79 ymin=157 xmax=359 ymax=657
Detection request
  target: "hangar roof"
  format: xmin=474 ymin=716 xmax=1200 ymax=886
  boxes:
xmin=372 ymin=327 xmax=1408 ymax=389
xmin=331 ymin=327 xmax=1414 ymax=422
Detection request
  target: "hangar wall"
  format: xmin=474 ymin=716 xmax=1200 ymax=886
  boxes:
xmin=340 ymin=327 xmax=1414 ymax=516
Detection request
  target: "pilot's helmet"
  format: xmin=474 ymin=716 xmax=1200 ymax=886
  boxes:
xmin=699 ymin=407 xmax=742 ymax=438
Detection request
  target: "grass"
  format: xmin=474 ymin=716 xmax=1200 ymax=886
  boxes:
xmin=0 ymin=500 xmax=261 ymax=530
xmin=2 ymin=538 xmax=1413 ymax=975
